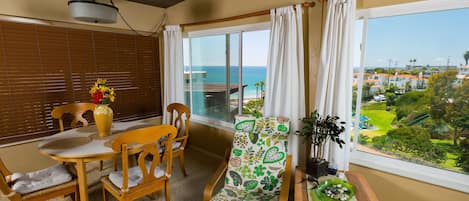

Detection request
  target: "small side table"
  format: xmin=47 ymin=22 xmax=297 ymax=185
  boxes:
xmin=295 ymin=167 xmax=379 ymax=201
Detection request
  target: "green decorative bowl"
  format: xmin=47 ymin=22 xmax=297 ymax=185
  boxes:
xmin=314 ymin=178 xmax=356 ymax=201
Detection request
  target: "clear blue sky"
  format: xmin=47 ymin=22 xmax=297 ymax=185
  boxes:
xmin=183 ymin=30 xmax=270 ymax=67
xmin=357 ymin=7 xmax=469 ymax=68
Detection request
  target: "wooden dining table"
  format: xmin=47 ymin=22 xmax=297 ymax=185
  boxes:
xmin=37 ymin=119 xmax=159 ymax=201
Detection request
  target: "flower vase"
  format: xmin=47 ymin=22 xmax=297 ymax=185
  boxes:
xmin=94 ymin=104 xmax=113 ymax=138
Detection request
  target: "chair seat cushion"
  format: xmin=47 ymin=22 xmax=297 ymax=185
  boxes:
xmin=211 ymin=188 xmax=278 ymax=201
xmin=11 ymin=164 xmax=73 ymax=194
xmin=159 ymin=141 xmax=182 ymax=153
xmin=108 ymin=161 xmax=164 ymax=189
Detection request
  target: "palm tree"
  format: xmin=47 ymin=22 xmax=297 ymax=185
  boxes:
xmin=464 ymin=51 xmax=469 ymax=65
xmin=254 ymin=82 xmax=260 ymax=99
xmin=259 ymin=81 xmax=265 ymax=98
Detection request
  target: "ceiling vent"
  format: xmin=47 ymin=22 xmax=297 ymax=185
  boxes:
xmin=68 ymin=0 xmax=118 ymax=24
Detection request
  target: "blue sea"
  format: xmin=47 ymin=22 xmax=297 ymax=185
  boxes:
xmin=186 ymin=66 xmax=266 ymax=98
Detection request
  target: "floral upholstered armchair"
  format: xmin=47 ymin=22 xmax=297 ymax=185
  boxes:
xmin=203 ymin=116 xmax=292 ymax=201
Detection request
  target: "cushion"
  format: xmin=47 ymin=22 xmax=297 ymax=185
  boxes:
xmin=11 ymin=164 xmax=72 ymax=194
xmin=224 ymin=116 xmax=290 ymax=195
xmin=211 ymin=187 xmax=278 ymax=201
xmin=108 ymin=161 xmax=164 ymax=189
xmin=159 ymin=141 xmax=182 ymax=153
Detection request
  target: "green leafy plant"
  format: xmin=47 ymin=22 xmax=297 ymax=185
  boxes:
xmin=297 ymin=110 xmax=346 ymax=162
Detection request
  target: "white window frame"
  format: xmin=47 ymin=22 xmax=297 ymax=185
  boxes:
xmin=185 ymin=22 xmax=271 ymax=129
xmin=351 ymin=0 xmax=469 ymax=193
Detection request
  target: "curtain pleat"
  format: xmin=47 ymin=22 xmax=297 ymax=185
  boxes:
xmin=315 ymin=0 xmax=356 ymax=171
xmin=264 ymin=4 xmax=306 ymax=170
xmin=163 ymin=25 xmax=185 ymax=124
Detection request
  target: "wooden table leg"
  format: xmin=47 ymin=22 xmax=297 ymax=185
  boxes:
xmin=76 ymin=159 xmax=89 ymax=201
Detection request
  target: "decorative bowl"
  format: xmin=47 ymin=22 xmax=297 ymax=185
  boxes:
xmin=314 ymin=178 xmax=356 ymax=201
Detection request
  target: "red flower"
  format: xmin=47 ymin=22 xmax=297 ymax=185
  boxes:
xmin=93 ymin=91 xmax=104 ymax=104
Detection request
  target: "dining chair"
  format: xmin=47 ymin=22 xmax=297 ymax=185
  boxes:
xmin=165 ymin=103 xmax=191 ymax=177
xmin=51 ymin=103 xmax=113 ymax=171
xmin=0 ymin=158 xmax=78 ymax=201
xmin=50 ymin=102 xmax=96 ymax=132
xmin=203 ymin=116 xmax=292 ymax=201
xmin=101 ymin=125 xmax=177 ymax=201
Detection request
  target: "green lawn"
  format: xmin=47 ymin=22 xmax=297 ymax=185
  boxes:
xmin=358 ymin=102 xmax=466 ymax=174
xmin=360 ymin=103 xmax=395 ymax=137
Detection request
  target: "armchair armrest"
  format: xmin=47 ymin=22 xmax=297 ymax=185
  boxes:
xmin=203 ymin=148 xmax=231 ymax=201
xmin=279 ymin=155 xmax=292 ymax=201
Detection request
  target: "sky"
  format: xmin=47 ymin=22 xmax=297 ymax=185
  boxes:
xmin=183 ymin=30 xmax=270 ymax=67
xmin=355 ymin=7 xmax=469 ymax=68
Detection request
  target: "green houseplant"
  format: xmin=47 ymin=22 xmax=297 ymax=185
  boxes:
xmin=297 ymin=110 xmax=346 ymax=178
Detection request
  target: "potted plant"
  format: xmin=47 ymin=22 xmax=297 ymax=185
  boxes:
xmin=297 ymin=110 xmax=346 ymax=178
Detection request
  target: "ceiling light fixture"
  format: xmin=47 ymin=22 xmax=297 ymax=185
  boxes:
xmin=68 ymin=0 xmax=118 ymax=24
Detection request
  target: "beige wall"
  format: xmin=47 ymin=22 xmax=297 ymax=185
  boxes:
xmin=0 ymin=0 xmax=165 ymax=32
xmin=358 ymin=0 xmax=421 ymax=9
xmin=350 ymin=164 xmax=469 ymax=201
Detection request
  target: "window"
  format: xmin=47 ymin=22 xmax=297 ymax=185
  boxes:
xmin=0 ymin=21 xmax=162 ymax=145
xmin=183 ymin=23 xmax=270 ymax=125
xmin=352 ymin=1 xmax=469 ymax=192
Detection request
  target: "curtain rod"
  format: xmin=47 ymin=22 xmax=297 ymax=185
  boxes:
xmin=181 ymin=1 xmax=316 ymax=27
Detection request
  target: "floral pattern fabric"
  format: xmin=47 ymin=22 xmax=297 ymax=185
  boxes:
xmin=211 ymin=116 xmax=290 ymax=201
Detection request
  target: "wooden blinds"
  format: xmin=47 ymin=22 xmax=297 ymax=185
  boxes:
xmin=0 ymin=21 xmax=162 ymax=145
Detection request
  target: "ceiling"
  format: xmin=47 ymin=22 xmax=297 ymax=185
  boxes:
xmin=127 ymin=0 xmax=184 ymax=8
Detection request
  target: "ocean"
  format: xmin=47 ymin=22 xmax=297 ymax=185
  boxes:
xmin=186 ymin=66 xmax=267 ymax=99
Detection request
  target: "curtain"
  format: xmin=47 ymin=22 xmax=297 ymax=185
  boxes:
xmin=315 ymin=0 xmax=356 ymax=171
xmin=163 ymin=25 xmax=185 ymax=124
xmin=264 ymin=4 xmax=306 ymax=170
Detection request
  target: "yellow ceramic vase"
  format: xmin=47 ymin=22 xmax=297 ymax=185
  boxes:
xmin=94 ymin=104 xmax=113 ymax=138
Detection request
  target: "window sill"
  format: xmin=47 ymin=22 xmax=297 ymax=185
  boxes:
xmin=350 ymin=150 xmax=469 ymax=193
xmin=191 ymin=115 xmax=235 ymax=132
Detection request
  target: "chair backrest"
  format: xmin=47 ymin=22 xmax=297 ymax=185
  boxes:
xmin=51 ymin=103 xmax=96 ymax=132
xmin=167 ymin=103 xmax=190 ymax=140
xmin=224 ymin=116 xmax=290 ymax=195
xmin=111 ymin=125 xmax=178 ymax=192
xmin=0 ymin=158 xmax=14 ymax=197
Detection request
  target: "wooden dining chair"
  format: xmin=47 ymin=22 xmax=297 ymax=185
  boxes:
xmin=51 ymin=103 xmax=112 ymax=171
xmin=165 ymin=103 xmax=191 ymax=177
xmin=0 ymin=158 xmax=78 ymax=201
xmin=101 ymin=125 xmax=177 ymax=201
xmin=51 ymin=102 xmax=96 ymax=132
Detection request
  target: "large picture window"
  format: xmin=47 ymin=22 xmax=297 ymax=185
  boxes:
xmin=183 ymin=23 xmax=270 ymax=124
xmin=352 ymin=1 xmax=469 ymax=192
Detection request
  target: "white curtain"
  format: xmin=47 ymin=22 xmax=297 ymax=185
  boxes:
xmin=264 ymin=4 xmax=305 ymax=169
xmin=315 ymin=0 xmax=356 ymax=171
xmin=163 ymin=25 xmax=185 ymax=124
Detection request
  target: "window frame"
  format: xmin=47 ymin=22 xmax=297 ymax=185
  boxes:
xmin=184 ymin=22 xmax=270 ymax=127
xmin=351 ymin=0 xmax=469 ymax=193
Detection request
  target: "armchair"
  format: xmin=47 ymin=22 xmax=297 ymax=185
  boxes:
xmin=203 ymin=116 xmax=292 ymax=201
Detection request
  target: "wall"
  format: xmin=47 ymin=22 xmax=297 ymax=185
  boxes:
xmin=0 ymin=0 xmax=165 ymax=33
xmin=349 ymin=164 xmax=469 ymax=201
xmin=358 ymin=0 xmax=421 ymax=9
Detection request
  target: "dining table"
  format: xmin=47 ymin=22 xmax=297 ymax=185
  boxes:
xmin=37 ymin=119 xmax=160 ymax=201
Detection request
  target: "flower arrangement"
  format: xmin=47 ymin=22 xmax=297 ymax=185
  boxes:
xmin=89 ymin=78 xmax=116 ymax=105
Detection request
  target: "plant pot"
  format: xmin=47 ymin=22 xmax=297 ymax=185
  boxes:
xmin=306 ymin=158 xmax=329 ymax=178
xmin=94 ymin=104 xmax=113 ymax=138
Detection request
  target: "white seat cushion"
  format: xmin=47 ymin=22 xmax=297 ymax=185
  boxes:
xmin=11 ymin=164 xmax=72 ymax=194
xmin=108 ymin=161 xmax=164 ymax=189
xmin=159 ymin=142 xmax=182 ymax=153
